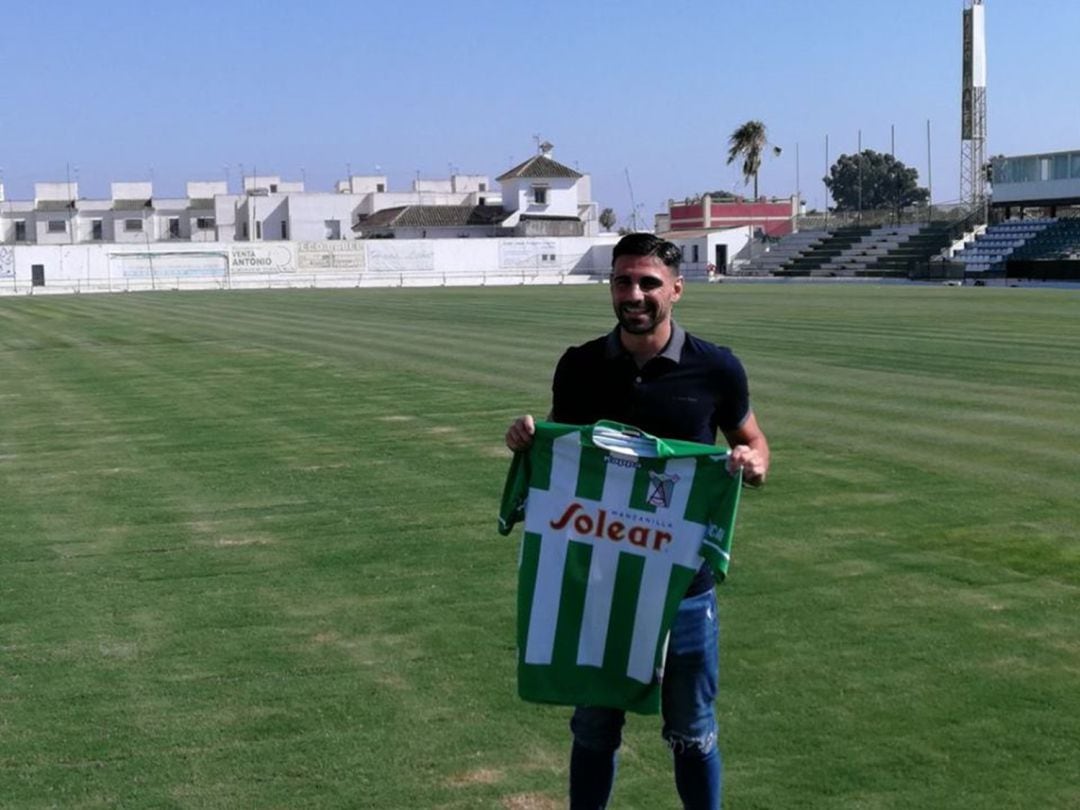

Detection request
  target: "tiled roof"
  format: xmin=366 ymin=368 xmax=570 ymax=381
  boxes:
xmin=496 ymin=154 xmax=583 ymax=181
xmin=355 ymin=205 xmax=509 ymax=231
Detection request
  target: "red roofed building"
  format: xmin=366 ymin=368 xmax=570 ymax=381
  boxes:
xmin=662 ymin=194 xmax=798 ymax=238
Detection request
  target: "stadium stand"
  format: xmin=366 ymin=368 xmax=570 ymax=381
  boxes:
xmin=864 ymin=222 xmax=955 ymax=277
xmin=778 ymin=225 xmax=874 ymax=274
xmin=1009 ymin=217 xmax=1080 ymax=260
xmin=1002 ymin=218 xmax=1080 ymax=281
xmin=738 ymin=230 xmax=828 ymax=275
xmin=952 ymin=218 xmax=1055 ymax=273
xmin=762 ymin=222 xmax=956 ymax=278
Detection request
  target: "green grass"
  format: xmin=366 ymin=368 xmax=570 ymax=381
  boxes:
xmin=1 ymin=284 xmax=1078 ymax=809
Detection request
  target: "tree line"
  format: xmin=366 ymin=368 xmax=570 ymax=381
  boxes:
xmin=600 ymin=121 xmax=932 ymax=231
xmin=728 ymin=120 xmax=930 ymax=212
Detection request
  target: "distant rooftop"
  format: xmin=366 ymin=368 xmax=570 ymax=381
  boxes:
xmin=497 ymin=153 xmax=582 ymax=182
xmin=355 ymin=204 xmax=509 ymax=230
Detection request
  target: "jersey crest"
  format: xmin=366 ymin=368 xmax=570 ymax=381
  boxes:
xmin=646 ymin=471 xmax=680 ymax=508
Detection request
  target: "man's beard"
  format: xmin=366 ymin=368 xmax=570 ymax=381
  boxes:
xmin=615 ymin=302 xmax=661 ymax=334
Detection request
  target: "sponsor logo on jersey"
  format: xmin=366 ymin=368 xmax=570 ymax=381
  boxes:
xmin=549 ymin=502 xmax=673 ymax=551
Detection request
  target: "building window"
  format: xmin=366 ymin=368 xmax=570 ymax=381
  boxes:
xmin=376 ymin=183 xmax=385 ymax=192
xmin=325 ymin=219 xmax=341 ymax=240
xmin=541 ymin=253 xmax=556 ymax=263
xmin=255 ymin=220 xmax=262 ymax=239
xmin=280 ymin=221 xmax=288 ymax=240
xmin=242 ymin=222 xmax=249 ymax=239
xmin=478 ymin=197 xmax=486 ymax=206
xmin=169 ymin=218 xmax=180 ymax=238
xmin=1053 ymin=154 xmax=1070 ymax=181
xmin=195 ymin=217 xmax=215 ymax=230
xmin=92 ymin=220 xmax=103 ymax=240
xmin=692 ymin=244 xmax=700 ymax=263
xmin=532 ymin=186 xmax=548 ymax=205
xmin=269 ymin=184 xmax=278 ymax=193
xmin=124 ymin=219 xmax=143 ymax=232
xmin=48 ymin=220 xmax=66 ymax=233
xmin=15 ymin=220 xmax=27 ymax=241
xmin=479 ymin=182 xmax=487 ymax=192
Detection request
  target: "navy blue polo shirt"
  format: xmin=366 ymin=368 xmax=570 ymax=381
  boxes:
xmin=550 ymin=322 xmax=751 ymax=595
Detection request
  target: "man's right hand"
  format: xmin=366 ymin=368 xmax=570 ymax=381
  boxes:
xmin=505 ymin=415 xmax=536 ymax=452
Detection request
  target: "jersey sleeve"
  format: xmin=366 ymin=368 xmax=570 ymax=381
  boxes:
xmin=698 ymin=461 xmax=743 ymax=581
xmin=497 ymin=450 xmax=530 ymax=536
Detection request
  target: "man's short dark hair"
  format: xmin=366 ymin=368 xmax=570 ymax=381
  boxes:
xmin=611 ymin=233 xmax=682 ymax=272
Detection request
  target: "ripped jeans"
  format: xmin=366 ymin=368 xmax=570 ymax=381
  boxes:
xmin=569 ymin=589 xmax=721 ymax=810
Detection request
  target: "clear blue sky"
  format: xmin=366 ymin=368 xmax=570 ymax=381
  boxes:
xmin=2 ymin=1 xmax=1077 ymax=224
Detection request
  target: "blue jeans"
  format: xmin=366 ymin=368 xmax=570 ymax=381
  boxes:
xmin=569 ymin=589 xmax=721 ymax=809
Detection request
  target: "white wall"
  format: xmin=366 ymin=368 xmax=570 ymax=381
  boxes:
xmin=111 ymin=181 xmax=153 ymax=200
xmin=187 ymin=181 xmax=228 ymax=198
xmin=244 ymin=175 xmax=282 ymax=192
xmin=214 ymin=195 xmax=241 ymax=242
xmin=154 ymin=198 xmax=196 ymax=241
xmin=70 ymin=201 xmax=111 ymax=243
xmin=501 ymin=176 xmax=580 ymax=217
xmin=451 ymin=175 xmax=491 ymax=193
xmin=284 ymin=194 xmax=362 ymax=241
xmin=36 ymin=215 xmax=75 ymax=245
xmin=668 ymin=228 xmax=751 ymax=274
xmin=110 ymin=209 xmax=155 ymax=244
xmin=337 ymin=176 xmax=388 ymax=194
xmin=415 ymin=179 xmax=453 ymax=193
xmin=2 ymin=235 xmax=621 ymax=294
xmin=992 ymin=177 xmax=1080 ymax=206
xmin=35 ymin=182 xmax=77 ymax=201
xmin=576 ymin=174 xmax=592 ymax=206
xmin=353 ymin=190 xmax=482 ymax=214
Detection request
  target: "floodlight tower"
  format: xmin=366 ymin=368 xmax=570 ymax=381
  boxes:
xmin=960 ymin=0 xmax=988 ymax=216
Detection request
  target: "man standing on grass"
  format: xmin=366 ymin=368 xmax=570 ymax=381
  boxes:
xmin=505 ymin=232 xmax=769 ymax=809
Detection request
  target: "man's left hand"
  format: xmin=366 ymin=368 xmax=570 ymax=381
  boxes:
xmin=727 ymin=444 xmax=767 ymax=487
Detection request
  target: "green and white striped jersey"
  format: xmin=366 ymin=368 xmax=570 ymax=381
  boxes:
xmin=498 ymin=420 xmax=742 ymax=714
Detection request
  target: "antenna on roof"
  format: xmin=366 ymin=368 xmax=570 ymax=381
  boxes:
xmin=625 ymin=167 xmax=640 ymax=231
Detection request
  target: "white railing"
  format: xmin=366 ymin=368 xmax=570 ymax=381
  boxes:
xmin=0 ymin=267 xmax=613 ymax=296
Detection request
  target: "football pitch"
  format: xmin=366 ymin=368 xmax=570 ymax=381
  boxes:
xmin=1 ymin=283 xmax=1078 ymax=809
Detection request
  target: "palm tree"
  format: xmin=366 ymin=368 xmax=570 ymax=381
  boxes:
xmin=727 ymin=120 xmax=781 ymax=200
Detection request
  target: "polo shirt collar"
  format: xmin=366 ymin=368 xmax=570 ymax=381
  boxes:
xmin=605 ymin=321 xmax=686 ymax=363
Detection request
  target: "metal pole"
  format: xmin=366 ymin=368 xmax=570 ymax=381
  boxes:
xmin=66 ymin=163 xmax=75 ymax=244
xmin=824 ymin=134 xmax=830 ymax=229
xmin=891 ymin=124 xmax=897 ymax=225
xmin=795 ymin=141 xmax=801 ymax=226
xmin=926 ymin=119 xmax=933 ymax=223
xmin=857 ymin=130 xmax=863 ymax=223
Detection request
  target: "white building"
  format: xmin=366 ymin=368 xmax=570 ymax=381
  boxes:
xmin=991 ymin=149 xmax=1080 ymax=214
xmin=0 ymin=144 xmax=598 ymax=247
xmin=354 ymin=145 xmax=598 ymax=239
